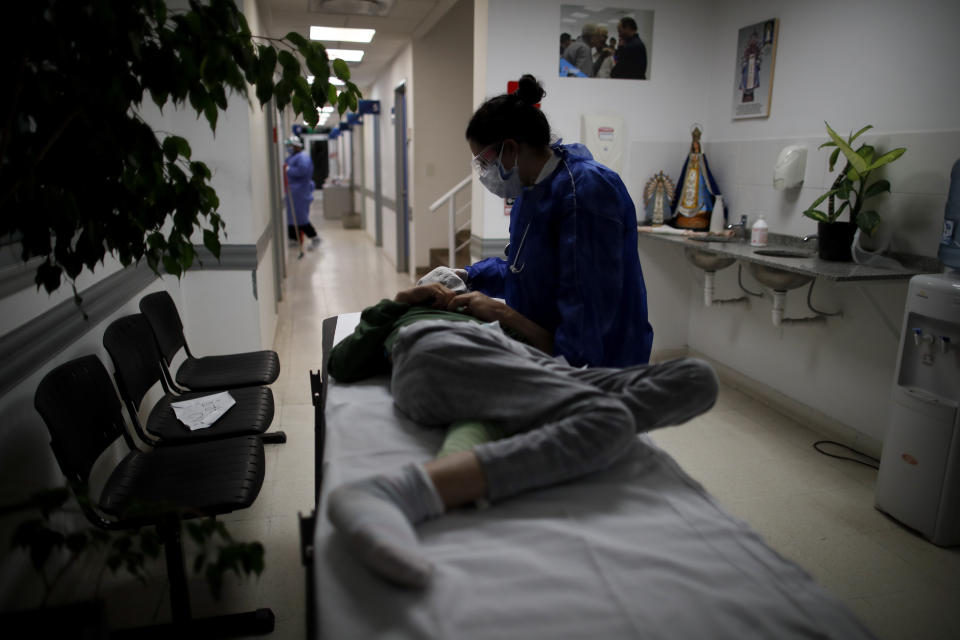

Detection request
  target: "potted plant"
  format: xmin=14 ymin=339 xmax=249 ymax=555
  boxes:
xmin=2 ymin=487 xmax=264 ymax=634
xmin=1 ymin=0 xmax=362 ymax=306
xmin=802 ymin=122 xmax=907 ymax=261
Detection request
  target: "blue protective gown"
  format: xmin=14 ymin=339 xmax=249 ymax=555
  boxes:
xmin=466 ymin=143 xmax=653 ymax=368
xmin=285 ymin=150 xmax=315 ymax=226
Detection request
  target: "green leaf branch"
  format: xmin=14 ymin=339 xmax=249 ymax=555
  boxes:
xmin=5 ymin=486 xmax=264 ymax=608
xmin=1 ymin=0 xmax=362 ymax=301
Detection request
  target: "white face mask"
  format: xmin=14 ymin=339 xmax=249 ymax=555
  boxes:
xmin=480 ymin=145 xmax=524 ymax=199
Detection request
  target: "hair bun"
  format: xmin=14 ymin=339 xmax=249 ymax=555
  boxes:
xmin=515 ymin=74 xmax=545 ymax=105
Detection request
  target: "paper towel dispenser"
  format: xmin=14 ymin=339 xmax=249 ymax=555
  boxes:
xmin=773 ymin=145 xmax=807 ymax=190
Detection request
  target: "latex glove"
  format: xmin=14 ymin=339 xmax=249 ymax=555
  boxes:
xmin=417 ymin=266 xmax=468 ymax=294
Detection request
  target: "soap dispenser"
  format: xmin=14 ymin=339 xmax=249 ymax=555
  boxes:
xmin=751 ymin=215 xmax=769 ymax=247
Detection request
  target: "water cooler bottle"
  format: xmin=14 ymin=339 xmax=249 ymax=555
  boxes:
xmin=875 ymin=159 xmax=960 ymax=546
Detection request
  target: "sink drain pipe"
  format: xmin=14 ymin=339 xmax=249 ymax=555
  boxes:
xmin=771 ymin=280 xmax=841 ymax=327
xmin=703 ymin=271 xmax=749 ymax=307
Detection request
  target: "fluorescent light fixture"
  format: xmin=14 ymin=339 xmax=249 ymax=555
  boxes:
xmin=570 ymin=11 xmax=589 ymax=18
xmin=561 ymin=18 xmax=577 ymax=23
xmin=326 ymin=48 xmax=364 ymax=62
xmin=307 ymin=76 xmax=346 ymax=86
xmin=310 ymin=26 xmax=375 ymax=43
xmin=321 ymin=106 xmax=335 ymax=113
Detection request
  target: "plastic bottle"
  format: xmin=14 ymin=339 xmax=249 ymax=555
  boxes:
xmin=709 ymin=195 xmax=726 ymax=234
xmin=939 ymin=158 xmax=960 ymax=269
xmin=751 ymin=215 xmax=769 ymax=247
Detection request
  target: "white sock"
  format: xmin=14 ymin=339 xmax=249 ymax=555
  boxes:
xmin=327 ymin=463 xmax=445 ymax=588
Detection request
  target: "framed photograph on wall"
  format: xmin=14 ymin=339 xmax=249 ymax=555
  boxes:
xmin=559 ymin=5 xmax=654 ymax=80
xmin=732 ymin=18 xmax=778 ymax=119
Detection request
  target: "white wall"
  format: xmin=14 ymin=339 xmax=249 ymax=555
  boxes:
xmin=685 ymin=0 xmax=960 ymax=444
xmin=474 ymin=0 xmax=960 ymax=445
xmin=478 ymin=0 xmax=713 ymax=240
xmin=410 ymin=0 xmax=474 ymax=271
xmin=361 ymin=45 xmax=415 ymax=269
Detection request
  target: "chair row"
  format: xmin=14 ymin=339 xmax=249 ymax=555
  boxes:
xmin=32 ymin=291 xmax=283 ymax=636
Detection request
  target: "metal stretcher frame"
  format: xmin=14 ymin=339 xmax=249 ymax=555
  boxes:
xmin=300 ymin=315 xmax=337 ymax=640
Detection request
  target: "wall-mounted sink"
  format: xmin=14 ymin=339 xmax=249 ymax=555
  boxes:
xmin=684 ymin=247 xmax=736 ymax=272
xmin=748 ymin=261 xmax=813 ymax=291
xmin=753 ymin=248 xmax=815 ymax=258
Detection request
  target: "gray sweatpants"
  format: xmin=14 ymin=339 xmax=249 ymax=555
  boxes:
xmin=390 ymin=320 xmax=718 ymax=502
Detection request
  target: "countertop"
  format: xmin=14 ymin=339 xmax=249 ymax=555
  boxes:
xmin=637 ymin=229 xmax=943 ymax=283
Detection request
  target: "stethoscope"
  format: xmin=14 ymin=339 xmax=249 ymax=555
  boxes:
xmin=504 ymin=157 xmax=578 ymax=275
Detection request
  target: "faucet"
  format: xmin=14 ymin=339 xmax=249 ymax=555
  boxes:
xmin=802 ymin=233 xmax=818 ymax=243
xmin=726 ymin=215 xmax=748 ymax=239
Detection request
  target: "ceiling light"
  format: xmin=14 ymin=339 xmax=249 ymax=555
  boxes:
xmin=308 ymin=0 xmax=395 ymax=17
xmin=307 ymin=76 xmax=346 ymax=86
xmin=326 ymin=48 xmax=364 ymax=62
xmin=310 ymin=26 xmax=375 ymax=43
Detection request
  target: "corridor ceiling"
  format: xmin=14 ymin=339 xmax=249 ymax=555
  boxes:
xmin=261 ymin=0 xmax=461 ymax=90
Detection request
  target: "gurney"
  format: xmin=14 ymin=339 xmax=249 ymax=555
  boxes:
xmin=302 ymin=312 xmax=873 ymax=639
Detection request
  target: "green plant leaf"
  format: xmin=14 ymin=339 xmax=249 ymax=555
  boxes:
xmin=867 ymin=147 xmax=907 ymax=171
xmin=327 ymin=84 xmax=339 ymax=107
xmin=285 ymin=31 xmax=309 ymax=48
xmin=807 ymin=189 xmax=838 ymax=211
xmin=864 ymin=179 xmax=891 ymax=199
xmin=848 ymin=124 xmax=873 ymax=143
xmin=203 ymin=229 xmax=221 ymax=257
xmin=825 ymin=121 xmax=868 ymax=175
xmin=858 ymin=210 xmax=881 ymax=235
xmin=827 ymin=147 xmax=841 ymax=172
xmin=332 ymin=58 xmax=351 ymax=81
xmin=836 ymin=179 xmax=853 ymax=200
xmin=204 ymin=101 xmax=219 ymax=132
xmin=802 ymin=208 xmax=831 ymax=223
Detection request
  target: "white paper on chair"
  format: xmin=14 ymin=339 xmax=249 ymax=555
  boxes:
xmin=171 ymin=391 xmax=236 ymax=430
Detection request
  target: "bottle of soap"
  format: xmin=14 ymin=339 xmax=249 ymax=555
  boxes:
xmin=751 ymin=215 xmax=769 ymax=247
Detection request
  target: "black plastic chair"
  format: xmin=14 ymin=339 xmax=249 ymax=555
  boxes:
xmin=103 ymin=314 xmax=285 ymax=445
xmin=139 ymin=291 xmax=280 ymax=392
xmin=34 ymin=355 xmax=274 ymax=637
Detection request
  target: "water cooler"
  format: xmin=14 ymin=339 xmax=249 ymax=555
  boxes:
xmin=875 ymin=159 xmax=960 ymax=546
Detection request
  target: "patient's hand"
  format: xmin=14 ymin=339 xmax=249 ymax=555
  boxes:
xmin=447 ymin=292 xmax=507 ymax=323
xmin=450 ymin=292 xmax=554 ymax=355
xmin=395 ymin=283 xmax=456 ymax=309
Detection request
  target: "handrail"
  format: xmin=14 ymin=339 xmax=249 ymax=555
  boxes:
xmin=429 ymin=175 xmax=472 ymax=211
xmin=429 ymin=174 xmax=472 ymax=268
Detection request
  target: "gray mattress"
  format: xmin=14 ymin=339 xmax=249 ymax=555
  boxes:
xmin=313 ymin=313 xmax=874 ymax=639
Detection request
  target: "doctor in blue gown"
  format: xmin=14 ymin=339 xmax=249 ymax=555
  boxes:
xmin=457 ymin=75 xmax=653 ymax=368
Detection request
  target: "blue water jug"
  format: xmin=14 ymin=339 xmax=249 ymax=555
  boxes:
xmin=941 ymin=158 xmax=960 ymax=269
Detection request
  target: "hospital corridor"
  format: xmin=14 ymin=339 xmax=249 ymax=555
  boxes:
xmin=4 ymin=0 xmax=960 ymax=637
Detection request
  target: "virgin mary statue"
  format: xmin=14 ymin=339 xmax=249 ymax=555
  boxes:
xmin=672 ymin=125 xmax=721 ymax=230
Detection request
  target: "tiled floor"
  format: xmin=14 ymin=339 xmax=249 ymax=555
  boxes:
xmin=111 ymin=204 xmax=960 ymax=638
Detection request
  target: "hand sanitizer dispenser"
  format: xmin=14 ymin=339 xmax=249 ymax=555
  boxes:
xmin=773 ymin=145 xmax=807 ymax=190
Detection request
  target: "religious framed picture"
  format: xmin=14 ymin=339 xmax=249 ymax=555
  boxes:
xmin=732 ymin=18 xmax=778 ymax=119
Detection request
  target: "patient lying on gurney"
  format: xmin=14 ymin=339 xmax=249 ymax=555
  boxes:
xmin=326 ymin=277 xmax=719 ymax=588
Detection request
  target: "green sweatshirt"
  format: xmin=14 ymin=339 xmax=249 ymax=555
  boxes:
xmin=327 ymin=299 xmax=485 ymax=382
